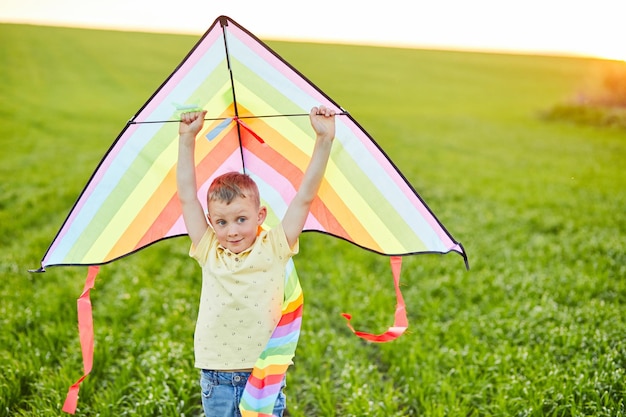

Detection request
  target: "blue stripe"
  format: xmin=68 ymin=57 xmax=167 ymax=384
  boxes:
xmin=206 ymin=118 xmax=233 ymax=141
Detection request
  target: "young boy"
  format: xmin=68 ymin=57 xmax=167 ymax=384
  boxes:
xmin=177 ymin=106 xmax=336 ymax=417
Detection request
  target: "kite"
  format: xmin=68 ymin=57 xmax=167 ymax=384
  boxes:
xmin=33 ymin=15 xmax=467 ymax=416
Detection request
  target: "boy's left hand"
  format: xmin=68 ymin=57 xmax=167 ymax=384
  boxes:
xmin=309 ymin=105 xmax=336 ymax=140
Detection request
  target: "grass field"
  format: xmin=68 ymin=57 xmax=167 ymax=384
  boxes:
xmin=1 ymin=23 xmax=625 ymax=416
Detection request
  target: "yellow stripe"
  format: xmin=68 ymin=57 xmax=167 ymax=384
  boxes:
xmin=282 ymin=292 xmax=303 ymax=314
xmin=250 ymin=363 xmax=290 ymax=379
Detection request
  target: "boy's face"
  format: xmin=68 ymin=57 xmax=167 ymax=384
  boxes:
xmin=207 ymin=195 xmax=266 ymax=254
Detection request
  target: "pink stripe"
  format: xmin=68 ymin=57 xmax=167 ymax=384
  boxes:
xmin=166 ymin=216 xmax=187 ymax=237
xmin=242 ymin=149 xmax=324 ymax=230
xmin=199 ymin=150 xmax=244 ymax=191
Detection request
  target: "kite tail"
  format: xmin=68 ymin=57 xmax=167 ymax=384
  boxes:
xmin=239 ymin=260 xmax=302 ymax=416
xmin=62 ymin=266 xmax=99 ymax=414
xmin=341 ymin=256 xmax=408 ymax=342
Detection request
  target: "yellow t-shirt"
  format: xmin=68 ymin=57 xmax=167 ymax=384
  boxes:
xmin=190 ymin=223 xmax=299 ymax=370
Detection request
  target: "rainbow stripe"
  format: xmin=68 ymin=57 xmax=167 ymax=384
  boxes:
xmin=40 ymin=15 xmax=465 ymax=269
xmin=240 ymin=259 xmax=302 ymax=416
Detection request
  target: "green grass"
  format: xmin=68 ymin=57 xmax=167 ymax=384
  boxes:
xmin=1 ymin=23 xmax=625 ymax=416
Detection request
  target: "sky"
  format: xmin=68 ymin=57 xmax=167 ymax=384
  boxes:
xmin=1 ymin=0 xmax=624 ymax=61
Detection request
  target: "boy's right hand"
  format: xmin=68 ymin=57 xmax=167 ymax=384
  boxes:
xmin=309 ymin=105 xmax=336 ymax=141
xmin=179 ymin=111 xmax=207 ymax=138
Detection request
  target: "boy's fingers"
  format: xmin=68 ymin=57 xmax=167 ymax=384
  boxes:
xmin=191 ymin=110 xmax=207 ymax=122
xmin=181 ymin=111 xmax=203 ymax=124
xmin=311 ymin=105 xmax=336 ymax=117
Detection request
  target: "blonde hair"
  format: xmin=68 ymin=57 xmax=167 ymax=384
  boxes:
xmin=207 ymin=172 xmax=260 ymax=207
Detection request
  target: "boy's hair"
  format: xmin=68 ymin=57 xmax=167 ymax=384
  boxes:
xmin=207 ymin=172 xmax=260 ymax=207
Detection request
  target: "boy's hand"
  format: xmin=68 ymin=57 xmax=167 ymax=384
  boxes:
xmin=309 ymin=105 xmax=336 ymax=140
xmin=179 ymin=111 xmax=207 ymax=138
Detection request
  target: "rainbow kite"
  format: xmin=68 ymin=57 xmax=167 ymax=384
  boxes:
xmin=35 ymin=16 xmax=467 ymax=415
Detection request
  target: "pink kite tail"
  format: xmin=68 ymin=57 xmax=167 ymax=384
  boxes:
xmin=341 ymin=256 xmax=408 ymax=342
xmin=62 ymin=266 xmax=99 ymax=414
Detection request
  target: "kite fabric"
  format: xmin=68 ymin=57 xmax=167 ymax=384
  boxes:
xmin=38 ymin=15 xmax=466 ymax=270
xmin=35 ymin=15 xmax=467 ymax=415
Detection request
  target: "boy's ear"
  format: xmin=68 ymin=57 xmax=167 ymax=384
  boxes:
xmin=257 ymin=206 xmax=267 ymax=224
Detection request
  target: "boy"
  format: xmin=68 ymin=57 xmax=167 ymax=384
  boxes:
xmin=177 ymin=106 xmax=336 ymax=417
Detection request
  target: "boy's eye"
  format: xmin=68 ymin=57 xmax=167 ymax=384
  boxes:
xmin=237 ymin=217 xmax=246 ymax=224
xmin=216 ymin=220 xmax=226 ymax=226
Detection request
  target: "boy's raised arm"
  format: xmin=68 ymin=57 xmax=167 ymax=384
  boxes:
xmin=177 ymin=111 xmax=209 ymax=247
xmin=282 ymin=106 xmax=336 ymax=248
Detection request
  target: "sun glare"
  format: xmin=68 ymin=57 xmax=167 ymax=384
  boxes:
xmin=1 ymin=0 xmax=625 ymax=62
xmin=597 ymin=45 xmax=626 ymax=63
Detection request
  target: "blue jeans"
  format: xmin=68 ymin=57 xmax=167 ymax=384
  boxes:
xmin=200 ymin=370 xmax=286 ymax=417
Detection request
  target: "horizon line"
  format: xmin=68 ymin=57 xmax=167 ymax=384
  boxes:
xmin=1 ymin=18 xmax=623 ymax=63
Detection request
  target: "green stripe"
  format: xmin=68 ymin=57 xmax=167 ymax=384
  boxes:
xmin=257 ymin=342 xmax=299 ymax=361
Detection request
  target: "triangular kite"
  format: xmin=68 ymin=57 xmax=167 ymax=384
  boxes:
xmin=35 ymin=16 xmax=467 ymax=416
